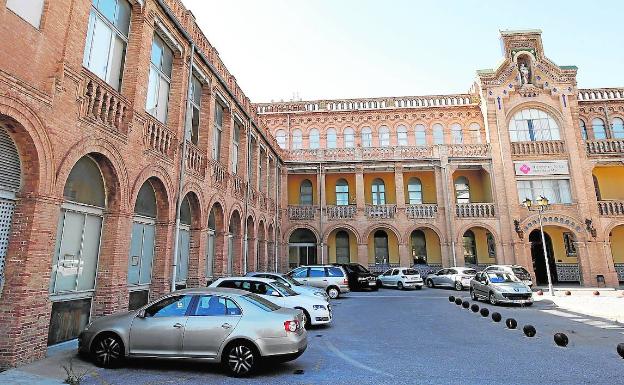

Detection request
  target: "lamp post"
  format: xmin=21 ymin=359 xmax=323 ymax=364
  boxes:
xmin=523 ymin=196 xmax=554 ymax=296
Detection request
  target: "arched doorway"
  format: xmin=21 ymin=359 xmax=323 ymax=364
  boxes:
xmin=49 ymin=155 xmax=107 ymax=345
xmin=373 ymin=230 xmax=389 ymax=265
xmin=258 ymin=221 xmax=266 ymax=271
xmin=609 ymin=225 xmax=624 ymax=283
xmin=228 ymin=211 xmax=242 ymax=275
xmin=327 ymin=228 xmax=357 ymax=264
xmin=288 ymin=228 xmax=317 ymax=268
xmin=175 ymin=194 xmax=193 ymax=289
xmin=461 ymin=227 xmax=497 ymax=267
xmin=335 ymin=230 xmax=350 ymax=264
xmin=267 ymin=224 xmax=275 ymax=272
xmin=206 ymin=203 xmax=223 ymax=282
xmin=0 ymin=124 xmax=21 ymax=291
xmin=128 ymin=180 xmax=157 ymax=309
xmin=246 ymin=216 xmax=255 ymax=272
xmin=410 ymin=230 xmax=427 ymax=264
xmin=529 ymin=230 xmax=557 ymax=284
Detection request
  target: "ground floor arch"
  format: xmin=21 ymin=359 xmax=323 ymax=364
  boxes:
xmin=461 ymin=226 xmax=497 ymax=267
xmin=288 ymin=228 xmax=318 ymax=268
xmin=228 ymin=210 xmax=242 ymax=275
xmin=246 ymin=216 xmax=256 ymax=272
xmin=367 ymin=228 xmax=399 ymax=266
xmin=206 ymin=202 xmax=224 ymax=280
xmin=409 ymin=227 xmax=442 ymax=266
xmin=609 ymin=224 xmax=624 ymax=283
xmin=529 ymin=225 xmax=580 ymax=285
xmin=327 ymin=227 xmax=358 ymax=264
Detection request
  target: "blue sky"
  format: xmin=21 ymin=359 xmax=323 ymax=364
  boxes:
xmin=183 ymin=0 xmax=624 ymax=102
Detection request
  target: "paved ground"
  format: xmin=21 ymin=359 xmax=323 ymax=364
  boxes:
xmin=4 ymin=288 xmax=624 ymax=385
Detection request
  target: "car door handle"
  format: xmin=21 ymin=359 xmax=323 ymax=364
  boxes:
xmin=322 ymin=279 xmax=328 ymax=282
xmin=221 ymin=323 xmax=232 ymax=329
xmin=173 ymin=323 xmax=183 ymax=328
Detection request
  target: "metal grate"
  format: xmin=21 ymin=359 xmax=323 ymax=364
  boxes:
xmin=0 ymin=198 xmax=16 ymax=283
xmin=0 ymin=125 xmax=21 ymax=192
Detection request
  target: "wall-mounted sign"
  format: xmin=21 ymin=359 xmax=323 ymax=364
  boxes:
xmin=514 ymin=160 xmax=569 ymax=176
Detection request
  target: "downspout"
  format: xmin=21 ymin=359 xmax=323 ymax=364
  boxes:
xmin=319 ymin=162 xmax=324 ymax=264
xmin=242 ymin=123 xmax=251 ymax=274
xmin=171 ymin=43 xmax=195 ymax=292
xmin=274 ymin=163 xmax=280 ymax=272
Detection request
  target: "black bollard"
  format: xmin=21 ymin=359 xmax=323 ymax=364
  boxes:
xmin=491 ymin=312 xmax=502 ymax=322
xmin=523 ymin=325 xmax=536 ymax=337
xmin=505 ymin=318 xmax=517 ymax=329
xmin=455 ymin=298 xmax=462 ymax=305
xmin=554 ymin=333 xmax=568 ymax=347
xmin=470 ymin=304 xmax=479 ymax=313
xmin=617 ymin=343 xmax=624 ymax=359
xmin=449 ymin=295 xmax=456 ymax=302
xmin=480 ymin=308 xmax=489 ymax=317
xmin=462 ymin=301 xmax=470 ymax=309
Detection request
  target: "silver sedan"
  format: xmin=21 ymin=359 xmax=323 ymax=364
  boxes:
xmin=78 ymin=288 xmax=307 ymax=377
xmin=425 ymin=267 xmax=477 ymax=290
xmin=470 ymin=271 xmax=533 ymax=306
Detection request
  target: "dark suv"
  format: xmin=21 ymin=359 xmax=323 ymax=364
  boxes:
xmin=333 ymin=263 xmax=378 ymax=291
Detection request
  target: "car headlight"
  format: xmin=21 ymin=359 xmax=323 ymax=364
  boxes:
xmin=313 ymin=305 xmax=327 ymax=310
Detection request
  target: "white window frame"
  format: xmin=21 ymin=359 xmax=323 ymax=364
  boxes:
xmin=146 ymin=34 xmax=173 ymax=123
xmin=6 ymin=0 xmax=45 ymax=29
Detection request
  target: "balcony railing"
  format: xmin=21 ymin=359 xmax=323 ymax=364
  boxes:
xmin=209 ymin=159 xmax=228 ymax=189
xmin=405 ymin=204 xmax=438 ymax=219
xmin=586 ymin=139 xmax=624 ymax=155
xmin=447 ymin=144 xmax=490 ymax=158
xmin=249 ymin=188 xmax=258 ymax=208
xmin=365 ymin=204 xmax=397 ymax=219
xmin=231 ymin=174 xmax=245 ymax=199
xmin=510 ymin=140 xmax=566 ymax=156
xmin=455 ymin=203 xmax=496 ymax=218
xmin=81 ymin=69 xmax=129 ymax=134
xmin=288 ymin=205 xmax=316 ymax=220
xmin=185 ymin=141 xmax=205 ymax=177
xmin=325 ymin=205 xmax=357 ymax=220
xmin=598 ymin=201 xmax=624 ymax=216
xmin=143 ymin=116 xmax=175 ymax=160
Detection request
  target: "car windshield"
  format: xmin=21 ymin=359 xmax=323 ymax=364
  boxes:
xmin=404 ymin=269 xmax=418 ymax=275
xmin=512 ymin=267 xmax=530 ymax=276
xmin=273 ymin=281 xmax=298 ymax=297
xmin=486 ymin=272 xmax=518 ymax=283
xmin=461 ymin=269 xmax=477 ymax=275
xmin=239 ymin=294 xmax=280 ymax=311
xmin=279 ymin=274 xmax=302 ymax=286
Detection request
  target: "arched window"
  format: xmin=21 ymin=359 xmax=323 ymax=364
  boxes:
xmin=454 ymin=176 xmax=470 ymax=204
xmin=206 ymin=207 xmax=217 ymax=278
xmin=0 ymin=126 xmax=20 ymax=287
xmin=180 ymin=195 xmax=192 ymax=226
xmin=463 ymin=230 xmax=477 ymax=265
xmin=327 ymin=128 xmax=337 ymax=149
xmin=275 ymin=129 xmax=287 ymax=149
xmin=371 ymin=178 xmax=386 ymax=205
xmin=612 ymin=118 xmax=624 ymax=139
xmin=451 ymin=123 xmax=463 ymax=144
xmin=407 ymin=177 xmax=423 ymax=204
xmin=415 ymin=124 xmax=426 ymax=145
xmin=129 ymin=181 xmax=157 ymax=292
xmin=469 ymin=123 xmax=482 ymax=144
xmin=410 ymin=230 xmax=427 ymax=264
xmin=134 ymin=181 xmax=157 ymax=218
xmin=373 ymin=230 xmax=389 ymax=265
xmin=335 ymin=231 xmax=350 ymax=264
xmin=335 ymin=179 xmax=349 ymax=206
xmin=292 ymin=129 xmax=303 ymax=149
xmin=397 ymin=125 xmax=408 ymax=146
xmin=433 ymin=123 xmax=444 ymax=145
xmin=579 ymin=120 xmax=588 ymax=140
xmin=379 ymin=126 xmax=390 ymax=147
xmin=361 ymin=127 xmax=372 ymax=147
xmin=63 ymin=156 xmax=106 ymax=207
xmin=344 ymin=127 xmax=355 ymax=148
xmin=309 ymin=128 xmax=320 ymax=149
xmin=592 ymin=118 xmax=607 ymax=140
xmin=509 ymin=109 xmax=560 ymax=142
xmin=299 ymin=179 xmax=313 ymax=205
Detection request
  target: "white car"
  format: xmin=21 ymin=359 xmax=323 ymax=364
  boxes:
xmin=376 ymin=267 xmax=423 ymax=290
xmin=425 ymin=267 xmax=477 ymax=290
xmin=482 ymin=265 xmax=533 ymax=287
xmin=245 ymin=272 xmax=330 ymax=301
xmin=210 ymin=277 xmax=332 ymax=327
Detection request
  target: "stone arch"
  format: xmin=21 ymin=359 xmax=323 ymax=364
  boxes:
xmin=520 ymin=214 xmax=586 ymax=242
xmin=322 ymin=222 xmax=362 ymax=244
xmin=130 ymin=165 xmax=175 ymax=217
xmin=181 ymin=190 xmax=202 ymax=229
xmin=284 ymin=224 xmax=320 ymax=244
xmin=405 ymin=223 xmax=446 ymax=245
xmin=505 ymin=101 xmax=566 ymax=134
xmin=456 ymin=222 xmax=500 ymax=245
xmin=363 ymin=223 xmax=403 ymax=244
xmin=604 ymin=220 xmax=624 ymax=240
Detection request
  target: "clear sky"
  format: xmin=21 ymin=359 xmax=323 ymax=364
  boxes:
xmin=182 ymin=0 xmax=624 ymax=103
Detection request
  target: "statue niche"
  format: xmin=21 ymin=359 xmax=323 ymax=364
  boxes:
xmin=517 ymin=55 xmax=533 ymax=86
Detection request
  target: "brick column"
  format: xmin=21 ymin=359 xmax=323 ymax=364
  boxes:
xmin=355 ymin=167 xmax=365 ymax=209
xmin=357 ymin=243 xmax=369 ymax=267
xmin=150 ymin=220 xmax=175 ymax=300
xmin=394 ymin=164 xmax=405 ymax=208
xmin=186 ymin=227 xmax=207 ymax=288
xmin=213 ymin=231 xmax=227 ymax=277
xmin=399 ymin=243 xmax=411 ymax=267
xmin=0 ymin=195 xmax=60 ymax=368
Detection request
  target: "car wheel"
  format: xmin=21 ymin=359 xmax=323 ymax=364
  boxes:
xmin=454 ymin=281 xmax=463 ymax=291
xmin=298 ymin=308 xmax=311 ymax=328
xmin=489 ymin=293 xmax=498 ymax=305
xmin=91 ymin=333 xmax=124 ymax=368
xmin=327 ymin=286 xmax=340 ymax=299
xmin=397 ymin=281 xmax=404 ymax=290
xmin=223 ymin=341 xmax=258 ymax=377
xmin=426 ymin=279 xmax=434 ymax=288
xmin=470 ymin=289 xmax=477 ymax=301
xmin=376 ymin=279 xmax=382 ymax=288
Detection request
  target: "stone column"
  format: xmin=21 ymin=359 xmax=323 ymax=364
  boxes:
xmin=358 ymin=243 xmax=369 ymax=267
xmin=399 ymin=243 xmax=411 ymax=267
xmin=355 ymin=166 xmax=365 ymax=209
xmin=394 ymin=164 xmax=405 ymax=209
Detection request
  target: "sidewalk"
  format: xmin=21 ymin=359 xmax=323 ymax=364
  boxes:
xmin=533 ymin=287 xmax=624 ymax=324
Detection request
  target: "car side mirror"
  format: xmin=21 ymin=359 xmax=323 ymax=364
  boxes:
xmin=137 ymin=309 xmax=146 ymax=318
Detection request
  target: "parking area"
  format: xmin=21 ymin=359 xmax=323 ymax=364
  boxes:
xmin=7 ymin=287 xmax=624 ymax=385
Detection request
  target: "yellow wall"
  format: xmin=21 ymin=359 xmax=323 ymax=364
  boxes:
xmin=544 ymin=226 xmax=578 ymax=264
xmin=610 ymin=225 xmax=624 ymax=263
xmin=410 ymin=228 xmax=442 ymax=264
xmin=287 ymin=174 xmax=317 ymax=205
xmin=325 ymin=173 xmax=357 ymax=205
xmin=367 ymin=229 xmax=399 ymax=264
xmin=403 ymin=171 xmax=437 ymax=204
xmin=470 ymin=227 xmax=496 ymax=264
xmin=453 ymin=170 xmax=492 ymax=203
xmin=327 ymin=229 xmax=358 ymax=263
xmin=364 ymin=172 xmax=396 ymax=204
xmin=593 ymin=166 xmax=624 ymax=200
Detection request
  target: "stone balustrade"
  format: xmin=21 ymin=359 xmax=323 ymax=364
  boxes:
xmin=286 ymin=146 xmax=435 ymax=162
xmin=143 ymin=116 xmax=175 ymax=159
xmin=510 ymin=140 xmax=566 ymax=156
xmin=598 ymin=201 xmax=624 ymax=216
xmin=365 ymin=204 xmax=397 ymax=219
xmin=578 ymin=88 xmax=624 ymax=101
xmin=325 ymin=205 xmax=357 ymax=220
xmin=209 ymin=159 xmax=228 ymax=189
xmin=405 ymin=204 xmax=438 ymax=219
xmin=185 ymin=141 xmax=204 ymax=177
xmin=455 ymin=203 xmax=496 ymax=218
xmin=248 ymin=188 xmax=258 ymax=208
xmin=586 ymin=139 xmax=624 ymax=155
xmin=447 ymin=144 xmax=490 ymax=158
xmin=82 ymin=70 xmax=129 ymax=134
xmin=288 ymin=205 xmax=316 ymax=220
xmin=231 ymin=174 xmax=245 ymax=199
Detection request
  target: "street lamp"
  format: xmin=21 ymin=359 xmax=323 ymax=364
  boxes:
xmin=523 ymin=196 xmax=554 ymax=296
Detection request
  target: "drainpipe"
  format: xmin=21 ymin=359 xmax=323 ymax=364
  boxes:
xmin=242 ymin=123 xmax=252 ymax=274
xmin=319 ymin=162 xmax=324 ymax=264
xmin=170 ymin=43 xmax=195 ymax=292
xmin=275 ymin=163 xmax=280 ymax=272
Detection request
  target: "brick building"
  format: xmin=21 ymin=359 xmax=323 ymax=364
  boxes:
xmin=0 ymin=0 xmax=623 ymax=370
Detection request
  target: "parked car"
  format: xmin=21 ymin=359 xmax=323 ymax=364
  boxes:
xmin=470 ymin=271 xmax=533 ymax=306
xmin=376 ymin=267 xmax=424 ymax=290
xmin=287 ymin=265 xmax=350 ymax=299
xmin=245 ymin=271 xmax=329 ymax=300
xmin=332 ymin=263 xmax=378 ymax=291
xmin=482 ymin=264 xmax=533 ymax=287
xmin=210 ymin=277 xmax=331 ymax=327
xmin=425 ymin=267 xmax=477 ymax=290
xmin=78 ymin=288 xmax=307 ymax=377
